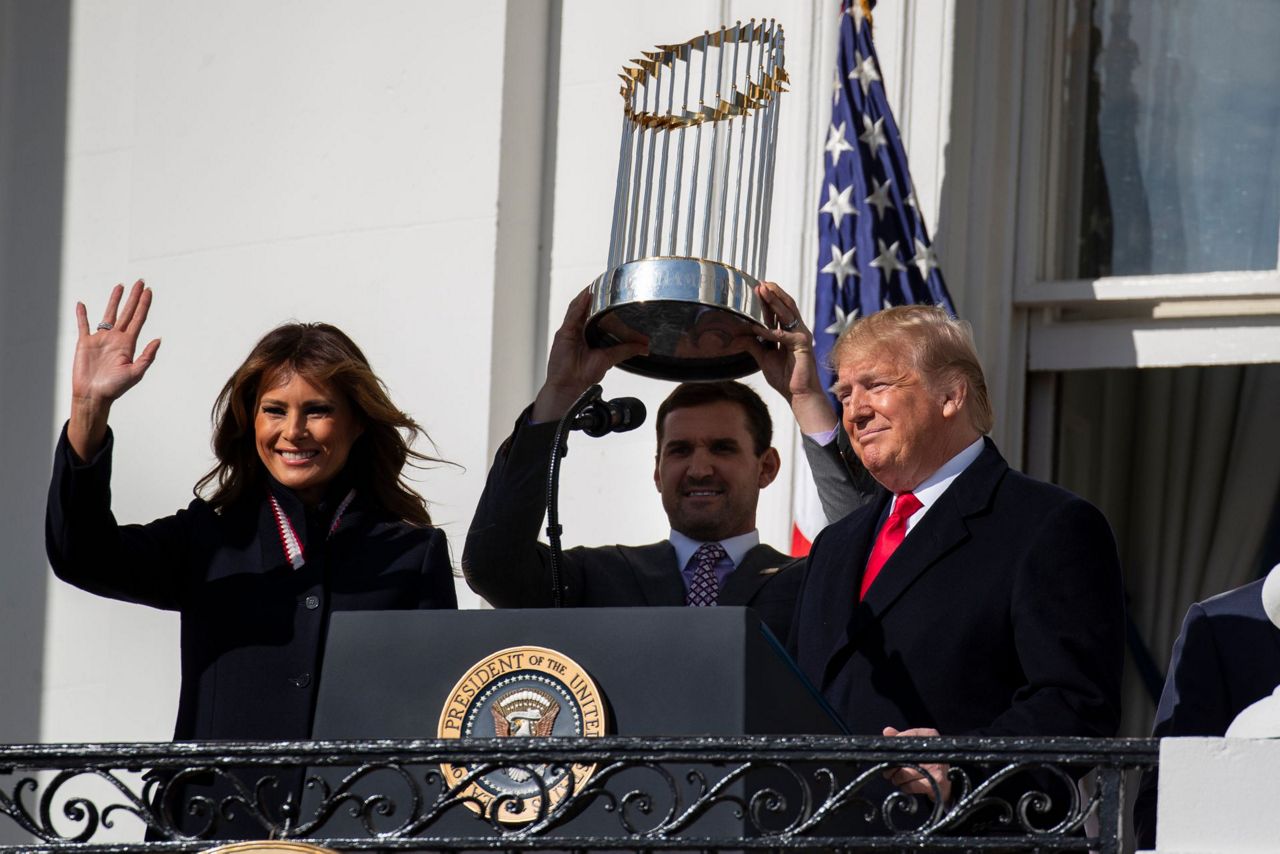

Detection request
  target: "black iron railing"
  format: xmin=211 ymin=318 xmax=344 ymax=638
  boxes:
xmin=0 ymin=736 xmax=1157 ymax=852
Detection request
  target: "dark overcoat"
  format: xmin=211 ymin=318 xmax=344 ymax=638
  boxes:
xmin=788 ymin=438 xmax=1125 ymax=739
xmin=46 ymin=426 xmax=456 ymax=743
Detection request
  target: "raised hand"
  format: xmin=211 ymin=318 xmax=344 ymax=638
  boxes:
xmin=531 ymin=287 xmax=648 ymax=423
xmin=743 ymin=281 xmax=838 ymax=434
xmin=68 ymin=281 xmax=161 ymax=461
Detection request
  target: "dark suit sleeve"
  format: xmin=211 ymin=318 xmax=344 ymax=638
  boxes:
xmin=973 ymin=496 xmax=1125 ymax=739
xmin=1148 ymin=603 xmax=1232 ymax=738
xmin=45 ymin=423 xmax=195 ymax=611
xmin=1133 ymin=601 xmax=1229 ymax=847
xmin=725 ymin=547 xmax=805 ymax=642
xmin=462 ymin=410 xmax=585 ymax=607
xmin=418 ymin=526 xmax=458 ymax=609
xmin=800 ymin=432 xmax=877 ymax=524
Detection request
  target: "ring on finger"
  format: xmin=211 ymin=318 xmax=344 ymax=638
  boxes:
xmin=781 ymin=317 xmax=801 ymax=331
xmin=96 ymin=322 xmax=114 ymax=331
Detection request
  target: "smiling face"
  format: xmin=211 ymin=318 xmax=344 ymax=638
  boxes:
xmin=254 ymin=370 xmax=363 ymax=505
xmin=653 ymin=400 xmax=780 ymax=541
xmin=834 ymin=343 xmax=976 ymax=494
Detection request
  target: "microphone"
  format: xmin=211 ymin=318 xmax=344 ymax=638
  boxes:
xmin=571 ymin=396 xmax=647 ymax=437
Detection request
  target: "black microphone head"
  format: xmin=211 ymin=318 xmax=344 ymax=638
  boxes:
xmin=611 ymin=397 xmax=646 ymax=433
xmin=576 ymin=399 xmax=613 ymax=437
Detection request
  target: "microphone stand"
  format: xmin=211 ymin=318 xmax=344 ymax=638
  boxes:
xmin=545 ymin=384 xmax=603 ymax=608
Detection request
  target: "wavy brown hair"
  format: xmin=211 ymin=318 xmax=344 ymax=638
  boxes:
xmin=195 ymin=323 xmax=442 ymax=525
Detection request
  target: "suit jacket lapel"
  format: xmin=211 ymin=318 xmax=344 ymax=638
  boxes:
xmin=720 ymin=543 xmax=791 ymax=605
xmin=810 ymin=491 xmax=889 ymax=685
xmin=625 ymin=541 xmax=687 ymax=606
xmin=857 ymin=492 xmax=971 ymax=617
xmin=833 ymin=440 xmax=1009 ymax=666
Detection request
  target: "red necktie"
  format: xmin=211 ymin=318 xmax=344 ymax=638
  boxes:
xmin=859 ymin=492 xmax=922 ymax=599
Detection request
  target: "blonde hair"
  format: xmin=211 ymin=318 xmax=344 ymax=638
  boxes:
xmin=831 ymin=305 xmax=994 ymax=434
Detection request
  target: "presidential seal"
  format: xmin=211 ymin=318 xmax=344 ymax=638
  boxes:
xmin=438 ymin=646 xmax=607 ymax=823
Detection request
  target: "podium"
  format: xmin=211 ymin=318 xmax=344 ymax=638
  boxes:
xmin=306 ymin=607 xmax=846 ymax=839
xmin=314 ymin=606 xmax=843 ymax=738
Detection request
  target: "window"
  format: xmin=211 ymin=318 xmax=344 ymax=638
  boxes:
xmin=1018 ymin=0 xmax=1280 ymax=736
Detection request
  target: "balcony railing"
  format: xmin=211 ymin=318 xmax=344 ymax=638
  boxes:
xmin=0 ymin=736 xmax=1157 ymax=852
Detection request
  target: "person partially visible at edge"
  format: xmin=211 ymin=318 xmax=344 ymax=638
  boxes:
xmin=45 ymin=281 xmax=457 ymax=835
xmin=462 ymin=281 xmax=874 ymax=642
xmin=1132 ymin=566 xmax=1280 ymax=849
xmin=788 ymin=304 xmax=1125 ymax=807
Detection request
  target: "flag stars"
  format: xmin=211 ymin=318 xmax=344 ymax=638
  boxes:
xmin=848 ymin=51 xmax=880 ymax=96
xmin=825 ymin=303 xmax=858 ymax=337
xmin=865 ymin=176 xmax=895 ymax=220
xmin=812 ymin=1 xmax=957 ymax=333
xmin=912 ymin=239 xmax=940 ymax=279
xmin=870 ymin=239 xmax=906 ymax=277
xmin=858 ymin=114 xmax=888 ymax=155
xmin=820 ymin=245 xmax=858 ymax=289
xmin=820 ymin=182 xmax=858 ymax=228
xmin=825 ymin=121 xmax=855 ymax=165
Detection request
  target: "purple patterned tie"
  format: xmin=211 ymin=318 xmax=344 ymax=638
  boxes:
xmin=685 ymin=542 xmax=728 ymax=607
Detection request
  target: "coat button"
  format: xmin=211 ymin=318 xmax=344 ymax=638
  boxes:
xmin=290 ymin=673 xmax=311 ymax=688
xmin=303 ymin=595 xmax=320 ymax=610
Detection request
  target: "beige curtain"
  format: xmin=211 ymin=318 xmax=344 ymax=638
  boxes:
xmin=1056 ymin=363 xmax=1280 ymax=737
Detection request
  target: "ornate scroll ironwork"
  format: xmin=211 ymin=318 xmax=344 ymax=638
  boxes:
xmin=0 ymin=736 xmax=1156 ymax=852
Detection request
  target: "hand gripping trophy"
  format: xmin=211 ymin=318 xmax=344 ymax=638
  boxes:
xmin=586 ymin=20 xmax=787 ymax=380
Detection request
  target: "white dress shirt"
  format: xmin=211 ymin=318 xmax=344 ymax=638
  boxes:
xmin=901 ymin=436 xmax=985 ymax=534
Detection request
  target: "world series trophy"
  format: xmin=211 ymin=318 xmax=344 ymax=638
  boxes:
xmin=587 ymin=20 xmax=788 ymax=380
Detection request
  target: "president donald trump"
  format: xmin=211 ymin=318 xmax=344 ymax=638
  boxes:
xmin=787 ymin=305 xmax=1124 ymax=802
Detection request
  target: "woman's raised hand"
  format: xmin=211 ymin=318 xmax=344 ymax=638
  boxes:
xmin=68 ymin=281 xmax=161 ymax=460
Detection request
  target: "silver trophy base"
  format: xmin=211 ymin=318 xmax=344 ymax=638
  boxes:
xmin=586 ymin=257 xmax=771 ymax=381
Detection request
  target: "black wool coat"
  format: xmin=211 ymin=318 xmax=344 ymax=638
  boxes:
xmin=46 ymin=426 xmax=456 ymax=743
xmin=788 ymin=438 xmax=1125 ymax=739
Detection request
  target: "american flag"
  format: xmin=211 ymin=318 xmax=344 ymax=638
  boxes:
xmin=792 ymin=0 xmax=957 ymax=555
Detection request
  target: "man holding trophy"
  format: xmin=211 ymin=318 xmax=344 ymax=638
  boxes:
xmin=463 ymin=281 xmax=869 ymax=642
xmin=465 ymin=22 xmax=868 ymax=639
